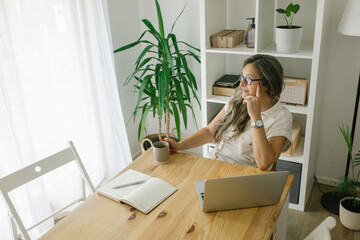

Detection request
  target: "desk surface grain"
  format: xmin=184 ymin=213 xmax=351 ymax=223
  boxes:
xmin=40 ymin=149 xmax=293 ymax=240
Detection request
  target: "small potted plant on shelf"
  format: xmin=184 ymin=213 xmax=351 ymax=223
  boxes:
xmin=332 ymin=124 xmax=360 ymax=230
xmin=114 ymin=0 xmax=201 ymax=151
xmin=275 ymin=2 xmax=302 ymax=53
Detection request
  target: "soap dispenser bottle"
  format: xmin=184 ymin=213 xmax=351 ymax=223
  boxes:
xmin=246 ymin=17 xmax=255 ymax=48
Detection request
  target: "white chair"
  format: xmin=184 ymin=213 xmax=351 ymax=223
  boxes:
xmin=0 ymin=141 xmax=95 ymax=240
xmin=304 ymin=216 xmax=336 ymax=240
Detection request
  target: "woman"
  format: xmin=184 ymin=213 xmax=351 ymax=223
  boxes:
xmin=164 ymin=54 xmax=292 ymax=170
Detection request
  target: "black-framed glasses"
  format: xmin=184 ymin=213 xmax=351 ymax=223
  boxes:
xmin=239 ymin=73 xmax=265 ymax=85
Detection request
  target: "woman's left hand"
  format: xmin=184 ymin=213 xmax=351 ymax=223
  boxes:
xmin=243 ymin=82 xmax=262 ymax=120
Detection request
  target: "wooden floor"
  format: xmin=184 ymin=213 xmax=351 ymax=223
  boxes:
xmin=287 ymin=183 xmax=360 ymax=240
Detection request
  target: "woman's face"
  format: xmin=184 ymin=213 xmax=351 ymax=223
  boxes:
xmin=240 ymin=63 xmax=265 ymax=99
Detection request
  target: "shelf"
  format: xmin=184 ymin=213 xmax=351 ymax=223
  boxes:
xmin=283 ymin=104 xmax=308 ymax=115
xmin=207 ymin=95 xmax=308 ymax=115
xmin=258 ymin=42 xmax=314 ymax=59
xmin=206 ymin=44 xmax=255 ymax=55
xmin=279 ymin=137 xmax=305 ymax=164
xmin=205 ymin=42 xmax=314 ymax=59
xmin=206 ymin=95 xmax=228 ymax=104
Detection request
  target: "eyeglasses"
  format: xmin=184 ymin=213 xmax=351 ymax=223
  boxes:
xmin=239 ymin=73 xmax=265 ymax=85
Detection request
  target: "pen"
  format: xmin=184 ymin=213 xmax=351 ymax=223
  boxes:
xmin=113 ymin=179 xmax=146 ymax=189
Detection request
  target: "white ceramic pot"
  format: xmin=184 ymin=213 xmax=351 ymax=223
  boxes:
xmin=339 ymin=197 xmax=360 ymax=230
xmin=275 ymin=26 xmax=303 ymax=53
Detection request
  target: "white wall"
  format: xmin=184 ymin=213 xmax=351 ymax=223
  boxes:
xmin=107 ymin=0 xmax=360 ymax=183
xmin=107 ymin=0 xmax=142 ymax=158
xmin=315 ymin=0 xmax=360 ymax=184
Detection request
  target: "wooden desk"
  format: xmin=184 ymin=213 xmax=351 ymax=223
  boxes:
xmin=40 ymin=149 xmax=293 ymax=240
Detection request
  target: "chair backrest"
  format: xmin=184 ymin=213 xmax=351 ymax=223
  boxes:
xmin=303 ymin=216 xmax=336 ymax=240
xmin=0 ymin=141 xmax=95 ymax=240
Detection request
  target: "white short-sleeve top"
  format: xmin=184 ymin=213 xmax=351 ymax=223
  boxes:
xmin=209 ymin=98 xmax=293 ymax=169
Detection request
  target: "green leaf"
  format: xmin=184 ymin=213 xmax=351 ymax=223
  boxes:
xmin=186 ymin=103 xmax=199 ymax=130
xmin=174 ymin=80 xmax=184 ymax=111
xmin=135 ymin=57 xmax=152 ymax=73
xmin=182 ymin=100 xmax=187 ymax=129
xmin=339 ymin=124 xmax=353 ymax=156
xmin=170 ymin=2 xmax=186 ymax=33
xmin=177 ymin=41 xmax=201 ymax=52
xmin=158 ymin=70 xmax=165 ymax=118
xmin=354 ymin=150 xmax=360 ymax=167
xmin=169 ymin=34 xmax=180 ymax=53
xmin=276 ymin=8 xmax=286 ymax=14
xmin=183 ymin=51 xmax=201 ymax=63
xmin=164 ymin=104 xmax=173 ymax=115
xmin=114 ymin=41 xmax=141 ymax=53
xmin=138 ymin=103 xmax=150 ymax=141
xmin=155 ymin=0 xmax=165 ymax=38
xmin=189 ymin=86 xmax=201 ymax=108
xmin=135 ymin=45 xmax=154 ymax=66
xmin=292 ymin=4 xmax=300 ymax=14
xmin=285 ymin=3 xmax=292 ymax=17
xmin=142 ymin=19 xmax=162 ymax=42
xmin=180 ymin=74 xmax=191 ymax=101
xmin=171 ymin=102 xmax=181 ymax=140
xmin=163 ymin=63 xmax=170 ymax=95
xmin=180 ymin=54 xmax=197 ymax=90
xmin=163 ymin=38 xmax=175 ymax=72
xmin=134 ymin=75 xmax=152 ymax=117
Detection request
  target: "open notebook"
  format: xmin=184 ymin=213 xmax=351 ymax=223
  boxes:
xmin=97 ymin=169 xmax=177 ymax=214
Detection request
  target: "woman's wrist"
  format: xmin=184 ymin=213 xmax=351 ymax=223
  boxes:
xmin=250 ymin=114 xmax=262 ymax=121
xmin=181 ymin=139 xmax=191 ymax=150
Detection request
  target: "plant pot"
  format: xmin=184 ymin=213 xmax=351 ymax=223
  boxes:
xmin=275 ymin=26 xmax=303 ymax=53
xmin=339 ymin=197 xmax=360 ymax=230
xmin=140 ymin=128 xmax=180 ymax=152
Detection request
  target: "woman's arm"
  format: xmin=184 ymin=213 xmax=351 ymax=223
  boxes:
xmin=164 ymin=107 xmax=225 ymax=152
xmin=244 ymin=82 xmax=287 ymax=169
xmin=252 ymin=129 xmax=286 ymax=170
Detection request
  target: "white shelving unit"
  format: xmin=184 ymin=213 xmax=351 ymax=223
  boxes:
xmin=199 ymin=0 xmax=325 ymax=211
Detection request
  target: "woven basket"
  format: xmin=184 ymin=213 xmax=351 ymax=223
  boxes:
xmin=141 ymin=128 xmax=180 ymax=153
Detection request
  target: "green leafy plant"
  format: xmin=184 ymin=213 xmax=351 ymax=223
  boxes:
xmin=276 ymin=3 xmax=300 ymax=28
xmin=114 ymin=0 xmax=200 ymax=141
xmin=332 ymin=124 xmax=360 ymax=208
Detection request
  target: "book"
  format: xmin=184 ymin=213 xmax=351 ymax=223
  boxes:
xmin=281 ymin=122 xmax=301 ymax=157
xmin=214 ymin=74 xmax=240 ymax=87
xmin=213 ymin=85 xmax=240 ymax=97
xmin=97 ymin=169 xmax=177 ymax=214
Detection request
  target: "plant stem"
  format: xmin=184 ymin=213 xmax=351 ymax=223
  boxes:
xmin=158 ymin=115 xmax=162 ymax=141
xmin=290 ymin=14 xmax=294 ymax=28
xmin=282 ymin=14 xmax=289 ymax=27
xmin=166 ymin=110 xmax=170 ymax=139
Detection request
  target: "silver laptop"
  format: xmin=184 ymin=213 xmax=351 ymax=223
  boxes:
xmin=194 ymin=171 xmax=289 ymax=212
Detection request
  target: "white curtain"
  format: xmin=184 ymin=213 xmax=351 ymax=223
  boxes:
xmin=0 ymin=0 xmax=132 ymax=239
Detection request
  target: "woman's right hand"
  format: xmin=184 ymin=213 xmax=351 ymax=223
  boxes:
xmin=163 ymin=138 xmax=182 ymax=152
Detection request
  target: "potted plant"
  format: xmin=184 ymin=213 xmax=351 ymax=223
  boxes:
xmin=275 ymin=2 xmax=302 ymax=53
xmin=332 ymin=124 xmax=360 ymax=230
xmin=114 ymin=0 xmax=200 ymax=150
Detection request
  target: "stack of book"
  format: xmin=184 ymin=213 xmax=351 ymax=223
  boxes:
xmin=212 ymin=74 xmax=240 ymax=97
